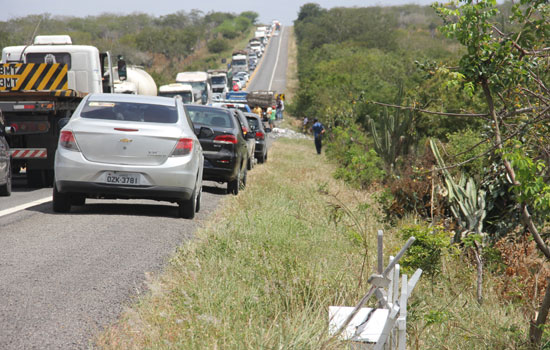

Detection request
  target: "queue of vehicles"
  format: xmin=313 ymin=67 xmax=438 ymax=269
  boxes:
xmin=0 ymin=21 xmax=281 ymax=217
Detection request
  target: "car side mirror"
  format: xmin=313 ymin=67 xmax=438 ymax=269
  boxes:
xmin=265 ymin=127 xmax=272 ymax=133
xmin=58 ymin=118 xmax=70 ymax=129
xmin=197 ymin=126 xmax=214 ymax=139
xmin=246 ymin=132 xmax=256 ymax=140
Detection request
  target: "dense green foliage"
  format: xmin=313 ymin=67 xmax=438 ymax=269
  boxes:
xmin=294 ymin=1 xmax=550 ymax=346
xmin=0 ymin=10 xmax=258 ymax=84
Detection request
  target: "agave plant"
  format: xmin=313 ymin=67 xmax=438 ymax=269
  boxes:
xmin=430 ymin=139 xmax=486 ymax=304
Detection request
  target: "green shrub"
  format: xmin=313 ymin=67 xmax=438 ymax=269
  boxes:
xmin=325 ymin=126 xmax=386 ymax=188
xmin=445 ymin=129 xmax=490 ymax=180
xmin=207 ymin=38 xmax=229 ymax=53
xmin=399 ymin=224 xmax=453 ymax=277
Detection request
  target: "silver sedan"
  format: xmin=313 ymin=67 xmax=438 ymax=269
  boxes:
xmin=53 ymin=93 xmax=203 ymax=219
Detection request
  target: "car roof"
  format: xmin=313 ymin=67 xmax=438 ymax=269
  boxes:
xmin=87 ymin=93 xmax=176 ymax=106
xmin=185 ymin=104 xmax=230 ymax=113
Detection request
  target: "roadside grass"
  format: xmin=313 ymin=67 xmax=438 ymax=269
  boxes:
xmin=96 ymin=137 xmax=531 ymax=349
xmin=96 ymin=138 xmax=384 ymax=349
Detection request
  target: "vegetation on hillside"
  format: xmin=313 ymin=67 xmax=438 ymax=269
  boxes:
xmin=0 ymin=10 xmax=259 ymax=85
xmin=292 ymin=1 xmax=550 ymax=347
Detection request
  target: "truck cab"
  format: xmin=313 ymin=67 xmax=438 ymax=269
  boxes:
xmin=175 ymin=71 xmax=211 ymax=105
xmin=0 ymin=35 xmax=118 ymax=186
xmin=158 ymin=83 xmax=195 ymax=104
xmin=2 ymin=35 xmax=114 ymax=94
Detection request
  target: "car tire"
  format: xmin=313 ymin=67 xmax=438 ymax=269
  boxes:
xmin=195 ymin=185 xmax=202 ymax=213
xmin=258 ymin=152 xmax=266 ymax=164
xmin=179 ymin=186 xmax=197 ymax=219
xmin=71 ymin=195 xmax=86 ymax=206
xmin=228 ymin=168 xmax=240 ymax=195
xmin=0 ymin=164 xmax=12 ymax=196
xmin=241 ymin=167 xmax=247 ymax=190
xmin=52 ymin=183 xmax=71 ymax=213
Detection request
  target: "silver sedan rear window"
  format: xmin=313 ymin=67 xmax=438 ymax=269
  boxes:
xmin=80 ymin=101 xmax=178 ymax=123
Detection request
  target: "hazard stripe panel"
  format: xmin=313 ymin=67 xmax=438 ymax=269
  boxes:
xmin=10 ymin=148 xmax=48 ymax=159
xmin=0 ymin=63 xmax=68 ymax=91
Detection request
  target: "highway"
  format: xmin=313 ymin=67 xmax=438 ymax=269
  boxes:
xmin=0 ymin=26 xmax=290 ymax=350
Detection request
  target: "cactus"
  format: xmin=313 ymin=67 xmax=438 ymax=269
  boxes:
xmin=369 ymin=86 xmax=414 ymax=172
xmin=431 ymin=139 xmax=486 ymax=304
xmin=430 ymin=139 xmax=486 ymax=240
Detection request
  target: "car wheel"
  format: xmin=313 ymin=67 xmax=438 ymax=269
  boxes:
xmin=258 ymin=151 xmax=266 ymax=164
xmin=179 ymin=185 xmax=197 ymax=219
xmin=195 ymin=185 xmax=202 ymax=213
xmin=241 ymin=167 xmax=247 ymax=190
xmin=52 ymin=183 xmax=71 ymax=213
xmin=0 ymin=164 xmax=12 ymax=196
xmin=71 ymin=195 xmax=86 ymax=206
xmin=227 ymin=168 xmax=240 ymax=195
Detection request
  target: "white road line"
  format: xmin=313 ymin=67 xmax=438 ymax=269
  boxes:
xmin=0 ymin=196 xmax=52 ymax=218
xmin=268 ymin=27 xmax=285 ymax=91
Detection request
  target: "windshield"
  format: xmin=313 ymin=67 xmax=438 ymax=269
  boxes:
xmin=159 ymin=91 xmax=193 ymax=104
xmin=81 ymin=101 xmax=178 ymax=123
xmin=246 ymin=117 xmax=260 ymax=130
xmin=186 ymin=106 xmax=234 ymax=128
xmin=232 ymin=59 xmax=246 ymax=66
xmin=211 ymin=76 xmax=226 ymax=85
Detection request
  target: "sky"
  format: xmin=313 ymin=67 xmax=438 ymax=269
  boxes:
xmin=0 ymin=0 xmax=436 ymax=25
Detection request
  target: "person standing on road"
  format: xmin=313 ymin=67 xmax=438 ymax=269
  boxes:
xmin=310 ymin=118 xmax=325 ymax=154
xmin=267 ymin=107 xmax=275 ymax=129
xmin=276 ymin=97 xmax=284 ymax=120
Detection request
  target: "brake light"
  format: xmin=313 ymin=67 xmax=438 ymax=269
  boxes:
xmin=214 ymin=134 xmax=238 ymax=144
xmin=255 ymin=131 xmax=265 ymax=140
xmin=59 ymin=131 xmax=80 ymax=152
xmin=172 ymin=138 xmax=193 ymax=156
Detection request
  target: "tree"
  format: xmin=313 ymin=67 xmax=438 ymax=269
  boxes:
xmin=240 ymin=11 xmax=259 ymax=24
xmin=433 ymin=0 xmax=550 ymax=345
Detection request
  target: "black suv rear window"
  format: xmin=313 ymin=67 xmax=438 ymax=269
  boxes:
xmin=81 ymin=101 xmax=178 ymax=123
xmin=186 ymin=108 xmax=234 ymax=128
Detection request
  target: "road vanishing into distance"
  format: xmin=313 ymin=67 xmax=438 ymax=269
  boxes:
xmin=0 ymin=27 xmax=290 ymax=350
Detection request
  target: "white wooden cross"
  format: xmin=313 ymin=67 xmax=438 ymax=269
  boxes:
xmin=328 ymin=230 xmax=423 ymax=350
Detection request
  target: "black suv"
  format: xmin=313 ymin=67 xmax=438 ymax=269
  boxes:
xmin=185 ymin=104 xmax=253 ymax=195
xmin=244 ymin=112 xmax=269 ymax=164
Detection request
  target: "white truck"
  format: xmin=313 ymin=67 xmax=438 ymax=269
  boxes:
xmin=231 ymin=50 xmax=249 ymax=74
xmin=0 ymin=35 xmax=123 ymax=186
xmin=158 ymin=83 xmax=195 ymax=104
xmin=113 ymin=66 xmax=157 ymax=96
xmin=175 ymin=71 xmax=211 ymax=105
xmin=207 ymin=69 xmax=230 ymax=101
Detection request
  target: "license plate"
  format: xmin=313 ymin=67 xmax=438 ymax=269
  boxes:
xmin=104 ymin=172 xmax=141 ymax=186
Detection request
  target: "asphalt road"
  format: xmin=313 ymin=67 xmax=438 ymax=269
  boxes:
xmin=0 ymin=26 xmax=290 ymax=350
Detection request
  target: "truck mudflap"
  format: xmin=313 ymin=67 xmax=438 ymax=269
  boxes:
xmin=10 ymin=148 xmax=47 ymax=159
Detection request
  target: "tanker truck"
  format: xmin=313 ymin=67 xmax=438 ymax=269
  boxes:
xmin=113 ymin=65 xmax=157 ymax=96
xmin=0 ymin=35 xmax=124 ymax=187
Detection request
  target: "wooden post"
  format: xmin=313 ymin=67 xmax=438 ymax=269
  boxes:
xmin=378 ymin=230 xmax=384 ymax=274
xmin=398 ymin=274 xmax=408 ymax=350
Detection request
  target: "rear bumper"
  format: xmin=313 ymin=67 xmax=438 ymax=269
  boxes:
xmin=57 ymin=180 xmax=193 ymax=201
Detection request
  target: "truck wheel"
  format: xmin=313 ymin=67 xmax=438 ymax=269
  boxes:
xmin=52 ymin=183 xmax=71 ymax=213
xmin=178 ymin=185 xmax=197 ymax=219
xmin=0 ymin=164 xmax=12 ymax=196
